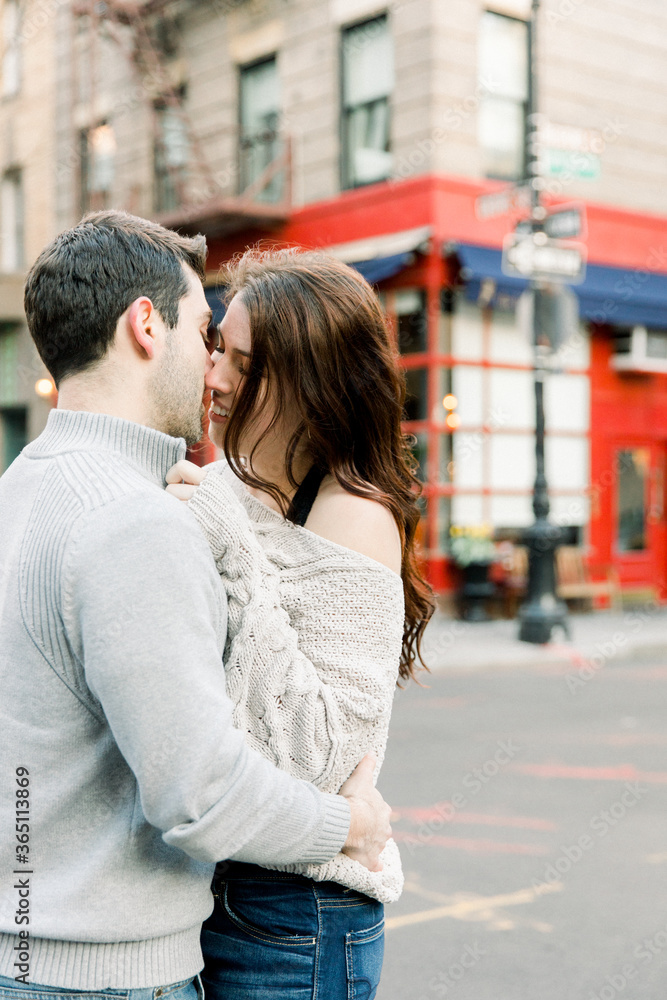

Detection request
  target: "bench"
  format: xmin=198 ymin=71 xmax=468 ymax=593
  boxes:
xmin=499 ymin=544 xmax=622 ymax=614
xmin=555 ymin=546 xmax=622 ymax=610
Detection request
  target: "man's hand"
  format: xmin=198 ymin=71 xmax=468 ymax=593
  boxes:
xmin=339 ymin=755 xmax=392 ymax=873
xmin=166 ymin=460 xmax=207 ymax=501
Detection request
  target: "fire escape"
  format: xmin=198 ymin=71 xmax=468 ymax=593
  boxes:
xmin=71 ymin=0 xmax=292 ymax=236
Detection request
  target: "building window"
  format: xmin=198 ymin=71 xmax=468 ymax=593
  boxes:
xmin=239 ymin=57 xmax=281 ymax=202
xmin=341 ymin=14 xmax=393 ymax=189
xmin=410 ymin=432 xmax=428 ymax=483
xmin=2 ymin=0 xmax=20 ymax=98
xmin=477 ymin=11 xmax=529 ymax=180
xmin=154 ymin=96 xmax=190 ymax=213
xmin=1 ymin=169 xmax=24 ymax=272
xmin=396 ymin=290 xmax=427 ymax=355
xmin=617 ymin=448 xmax=649 ymax=553
xmin=404 ymin=367 xmax=428 ymax=423
xmin=0 ymin=407 xmax=27 ymax=472
xmin=80 ymin=123 xmax=116 ymax=214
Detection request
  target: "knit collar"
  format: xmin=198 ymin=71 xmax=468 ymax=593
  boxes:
xmin=25 ymin=409 xmax=187 ymax=487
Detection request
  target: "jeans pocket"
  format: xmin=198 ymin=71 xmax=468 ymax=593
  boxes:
xmin=160 ymin=979 xmax=200 ymax=1000
xmin=221 ymin=883 xmax=316 ymax=946
xmin=0 ymin=977 xmax=126 ymax=1000
xmin=345 ymin=916 xmax=385 ymax=1000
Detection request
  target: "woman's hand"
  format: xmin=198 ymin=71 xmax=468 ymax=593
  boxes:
xmin=166 ymin=460 xmax=207 ymax=502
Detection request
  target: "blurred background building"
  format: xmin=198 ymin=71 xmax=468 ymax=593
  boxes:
xmin=1 ymin=0 xmax=666 ymax=603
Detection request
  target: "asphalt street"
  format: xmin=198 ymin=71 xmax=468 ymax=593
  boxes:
xmin=378 ymin=630 xmax=667 ymax=1000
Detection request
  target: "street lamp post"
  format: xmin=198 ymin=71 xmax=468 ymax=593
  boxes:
xmin=518 ymin=0 xmax=570 ymax=644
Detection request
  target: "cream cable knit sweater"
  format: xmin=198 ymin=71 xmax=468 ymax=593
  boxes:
xmin=188 ymin=461 xmax=405 ymax=903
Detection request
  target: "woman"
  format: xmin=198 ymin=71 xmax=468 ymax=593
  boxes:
xmin=168 ymin=247 xmax=434 ymax=1000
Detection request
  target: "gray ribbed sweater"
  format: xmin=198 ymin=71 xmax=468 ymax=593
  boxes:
xmin=0 ymin=409 xmax=350 ymax=990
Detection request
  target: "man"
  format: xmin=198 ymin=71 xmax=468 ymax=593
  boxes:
xmin=0 ymin=211 xmax=391 ymax=998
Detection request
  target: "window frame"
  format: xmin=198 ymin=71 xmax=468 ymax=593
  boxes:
xmin=153 ymin=89 xmax=190 ymax=214
xmin=0 ymin=168 xmax=24 ymax=273
xmin=339 ymin=12 xmax=393 ymax=191
xmin=477 ymin=9 xmax=530 ymax=182
xmin=238 ymin=54 xmax=281 ymax=201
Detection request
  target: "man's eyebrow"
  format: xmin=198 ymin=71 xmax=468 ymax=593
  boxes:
xmin=200 ymin=308 xmax=213 ymax=324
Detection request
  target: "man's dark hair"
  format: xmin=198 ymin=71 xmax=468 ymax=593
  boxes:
xmin=24 ymin=210 xmax=207 ymax=386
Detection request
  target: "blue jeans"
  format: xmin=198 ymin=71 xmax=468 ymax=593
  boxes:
xmin=0 ymin=974 xmax=202 ymax=1000
xmin=201 ymin=862 xmax=385 ymax=1000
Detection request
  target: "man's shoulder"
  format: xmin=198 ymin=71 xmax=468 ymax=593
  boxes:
xmin=56 ymin=450 xmax=168 ymax=510
xmin=52 ymin=452 xmax=208 ymax=560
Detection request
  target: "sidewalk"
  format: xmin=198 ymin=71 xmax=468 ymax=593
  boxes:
xmin=421 ymin=604 xmax=667 ymax=672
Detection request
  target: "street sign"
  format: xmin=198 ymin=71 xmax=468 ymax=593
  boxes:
xmin=475 ymin=183 xmax=532 ymax=220
xmin=543 ymin=205 xmax=586 ymax=240
xmin=542 ymin=148 xmax=601 ymax=181
xmin=502 ymin=232 xmax=587 ymax=284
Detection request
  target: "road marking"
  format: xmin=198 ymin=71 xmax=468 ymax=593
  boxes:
xmin=385 ymin=881 xmax=562 ymax=931
xmin=508 ymin=733 xmax=667 ymax=746
xmin=392 ymin=803 xmax=556 ymax=830
xmin=393 ymin=831 xmax=549 ymax=855
xmin=510 ymin=762 xmax=667 ymax=783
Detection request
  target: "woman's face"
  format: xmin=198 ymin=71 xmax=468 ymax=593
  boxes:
xmin=205 ymin=292 xmax=285 ymax=460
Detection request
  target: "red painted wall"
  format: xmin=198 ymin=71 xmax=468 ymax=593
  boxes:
xmin=589 ymin=330 xmax=667 ymax=597
xmin=206 ymin=173 xmax=667 ymax=598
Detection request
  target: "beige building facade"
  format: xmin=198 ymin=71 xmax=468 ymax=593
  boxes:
xmin=0 ymin=0 xmax=60 ymax=471
xmin=46 ymin=0 xmax=667 ymax=231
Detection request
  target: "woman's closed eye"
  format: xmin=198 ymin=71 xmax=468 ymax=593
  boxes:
xmin=205 ymin=322 xmax=221 ymax=353
xmin=214 ymin=338 xmax=249 ymax=375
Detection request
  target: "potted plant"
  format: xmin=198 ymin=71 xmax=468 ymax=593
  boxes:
xmin=449 ymin=525 xmax=498 ymax=621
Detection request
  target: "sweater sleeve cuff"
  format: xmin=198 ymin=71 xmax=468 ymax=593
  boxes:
xmin=302 ymin=792 xmax=351 ymax=864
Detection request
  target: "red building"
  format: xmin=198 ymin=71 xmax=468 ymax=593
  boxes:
xmin=197 ymin=173 xmax=667 ymax=601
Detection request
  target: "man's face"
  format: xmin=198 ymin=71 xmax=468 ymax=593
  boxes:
xmin=148 ymin=265 xmax=213 ymax=446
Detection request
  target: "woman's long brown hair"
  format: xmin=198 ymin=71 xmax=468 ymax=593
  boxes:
xmin=217 ymin=247 xmax=435 ymax=682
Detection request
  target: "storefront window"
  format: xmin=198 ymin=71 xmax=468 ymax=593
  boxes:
xmin=437 ymin=432 xmax=454 ymax=484
xmin=408 ymin=432 xmax=428 ymax=482
xmin=647 ymin=329 xmax=667 ymax=359
xmin=404 ymin=367 xmax=428 ymax=423
xmin=396 ymin=290 xmax=427 ymax=354
xmin=438 ymin=495 xmax=452 ymax=549
xmin=617 ymin=448 xmax=649 ymax=552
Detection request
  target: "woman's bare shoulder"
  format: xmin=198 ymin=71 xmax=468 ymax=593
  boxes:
xmin=304 ymin=477 xmax=402 ymax=575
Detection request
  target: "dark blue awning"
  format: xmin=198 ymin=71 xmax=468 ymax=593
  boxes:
xmin=351 ymin=251 xmax=415 ymax=285
xmin=205 ymin=251 xmax=412 ymax=321
xmin=454 ymin=242 xmax=667 ymax=329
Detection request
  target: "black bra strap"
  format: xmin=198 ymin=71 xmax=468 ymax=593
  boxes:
xmin=286 ymin=465 xmax=327 ymax=526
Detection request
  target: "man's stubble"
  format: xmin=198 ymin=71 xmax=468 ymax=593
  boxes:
xmin=148 ymin=329 xmax=205 ymax=446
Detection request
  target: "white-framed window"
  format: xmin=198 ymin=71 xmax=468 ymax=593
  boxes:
xmin=239 ymin=56 xmax=280 ymax=201
xmin=341 ymin=14 xmax=393 ymax=189
xmin=80 ymin=123 xmax=116 ymax=214
xmin=154 ymin=95 xmax=190 ymax=213
xmin=1 ymin=169 xmax=23 ymax=272
xmin=2 ymin=0 xmax=20 ymax=98
xmin=477 ymin=10 xmax=529 ymax=180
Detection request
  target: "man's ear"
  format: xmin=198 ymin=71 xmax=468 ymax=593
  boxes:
xmin=127 ymin=297 xmax=159 ymax=359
